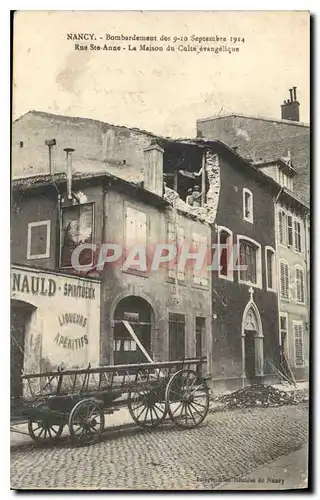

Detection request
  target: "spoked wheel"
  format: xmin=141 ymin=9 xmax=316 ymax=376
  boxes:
xmin=165 ymin=369 xmax=209 ymax=429
xmin=128 ymin=382 xmax=167 ymax=428
xmin=68 ymin=399 xmax=105 ymax=446
xmin=28 ymin=418 xmax=64 ymax=444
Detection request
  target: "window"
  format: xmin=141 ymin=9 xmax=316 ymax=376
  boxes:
xmin=265 ymin=246 xmax=276 ymax=291
xmin=168 ymin=313 xmax=185 ymax=361
xmin=293 ymin=322 xmax=304 ymax=366
xmin=295 ymin=266 xmax=305 ymax=304
xmin=167 ymin=221 xmax=185 ymax=281
xmin=243 ymin=189 xmax=253 ymax=223
xmin=238 ymin=236 xmax=262 ymax=288
xmin=192 ymin=233 xmax=208 ymax=286
xmin=218 ymin=227 xmax=233 ymax=281
xmin=287 ymin=215 xmax=293 ymax=247
xmin=60 ymin=204 xmax=94 ymax=268
xmin=125 ymin=206 xmax=147 ymax=271
xmin=294 ymin=220 xmax=302 ymax=252
xmin=27 ymin=220 xmax=51 ymax=259
xmin=280 ymin=261 xmax=289 ymax=299
xmin=278 ymin=210 xmax=286 ymax=245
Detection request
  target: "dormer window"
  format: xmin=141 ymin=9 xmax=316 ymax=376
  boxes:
xmin=243 ymin=188 xmax=253 ymax=223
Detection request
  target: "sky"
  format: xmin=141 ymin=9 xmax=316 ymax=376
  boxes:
xmin=12 ymin=11 xmax=310 ymax=138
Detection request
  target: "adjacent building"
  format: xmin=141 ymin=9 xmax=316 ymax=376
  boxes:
xmin=196 ymin=88 xmax=310 ymax=205
xmin=11 ymin=105 xmax=309 ymax=393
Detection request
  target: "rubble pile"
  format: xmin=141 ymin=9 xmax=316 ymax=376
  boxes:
xmin=213 ymin=385 xmax=306 ymax=410
xmin=164 ymin=186 xmax=216 ymax=223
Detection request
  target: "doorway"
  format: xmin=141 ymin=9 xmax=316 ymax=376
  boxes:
xmin=11 ymin=300 xmax=35 ymax=399
xmin=113 ymin=296 xmax=153 ymax=365
xmin=169 ymin=313 xmax=185 ymax=361
xmin=244 ymin=330 xmax=256 ymax=380
xmin=241 ymin=303 xmax=264 ymax=383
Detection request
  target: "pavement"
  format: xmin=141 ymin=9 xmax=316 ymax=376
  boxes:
xmin=10 ymin=402 xmax=309 ymax=490
xmin=214 ymin=445 xmax=309 ymax=490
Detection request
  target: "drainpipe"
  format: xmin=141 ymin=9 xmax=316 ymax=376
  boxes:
xmin=45 ymin=139 xmax=61 ymax=266
xmin=273 ymin=187 xmax=283 ymax=371
xmin=64 ymin=148 xmax=75 ymax=200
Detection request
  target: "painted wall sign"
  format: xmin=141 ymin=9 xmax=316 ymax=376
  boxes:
xmin=11 ymin=265 xmax=101 ymax=374
xmin=11 ymin=272 xmax=96 ymax=299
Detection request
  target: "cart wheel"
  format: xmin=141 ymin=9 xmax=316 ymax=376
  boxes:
xmin=128 ymin=382 xmax=167 ymax=428
xmin=28 ymin=418 xmax=64 ymax=444
xmin=165 ymin=369 xmax=209 ymax=429
xmin=68 ymin=399 xmax=104 ymax=446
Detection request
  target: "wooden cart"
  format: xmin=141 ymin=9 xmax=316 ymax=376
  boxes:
xmin=10 ymin=357 xmax=210 ymax=446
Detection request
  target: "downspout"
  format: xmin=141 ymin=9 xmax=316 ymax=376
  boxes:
xmin=45 ymin=139 xmax=61 ymax=267
xmin=273 ymin=187 xmax=283 ymax=373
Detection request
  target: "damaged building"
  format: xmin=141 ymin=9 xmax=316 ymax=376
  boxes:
xmin=12 ymin=108 xmax=305 ymax=393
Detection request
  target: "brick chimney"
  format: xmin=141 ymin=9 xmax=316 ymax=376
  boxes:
xmin=143 ymin=140 xmax=164 ymax=197
xmin=281 ymin=87 xmax=300 ymax=122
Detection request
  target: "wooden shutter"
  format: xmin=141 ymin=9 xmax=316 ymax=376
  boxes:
xmin=278 ymin=210 xmax=286 ymax=245
xmin=294 ymin=323 xmax=304 ymax=366
xmin=177 ymin=226 xmax=185 ymax=281
xmin=295 ymin=267 xmax=305 ymax=303
xmin=280 ymin=262 xmax=289 ymax=299
xmin=200 ymin=235 xmax=208 ymax=286
xmin=192 ymin=233 xmax=201 ymax=284
xmin=294 ymin=220 xmax=302 ymax=252
xmin=287 ymin=215 xmax=293 ymax=246
xmin=167 ymin=221 xmax=176 ymax=279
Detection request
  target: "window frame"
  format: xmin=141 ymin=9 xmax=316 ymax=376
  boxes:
xmin=265 ymin=246 xmax=276 ymax=292
xmin=278 ymin=208 xmax=287 ymax=247
xmin=123 ymin=203 xmax=148 ymax=275
xmin=237 ymin=235 xmax=262 ymax=289
xmin=27 ymin=220 xmax=51 ymax=260
xmin=217 ymin=225 xmax=234 ymax=282
xmin=243 ymin=188 xmax=253 ymax=223
xmin=294 ymin=219 xmax=302 ymax=253
xmin=59 ymin=202 xmax=95 ymax=269
xmin=192 ymin=232 xmax=208 ymax=287
xmin=279 ymin=259 xmax=290 ymax=301
xmin=293 ymin=320 xmax=305 ymax=367
xmin=295 ymin=265 xmax=305 ymax=305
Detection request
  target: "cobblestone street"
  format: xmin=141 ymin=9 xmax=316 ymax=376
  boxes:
xmin=11 ymin=402 xmax=308 ymax=490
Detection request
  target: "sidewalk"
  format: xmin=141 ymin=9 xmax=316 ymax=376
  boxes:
xmin=10 ymin=406 xmax=136 ymax=449
xmin=214 ymin=445 xmax=309 ymax=490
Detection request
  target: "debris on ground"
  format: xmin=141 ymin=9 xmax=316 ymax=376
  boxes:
xmin=209 ymin=385 xmax=309 ymax=412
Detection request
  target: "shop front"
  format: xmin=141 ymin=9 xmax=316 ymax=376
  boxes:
xmin=11 ymin=265 xmax=101 ymax=397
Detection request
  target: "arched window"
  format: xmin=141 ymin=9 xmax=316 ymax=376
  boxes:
xmin=237 ymin=236 xmax=262 ymax=288
xmin=243 ymin=188 xmax=253 ymax=223
xmin=218 ymin=226 xmax=233 ymax=281
xmin=265 ymin=246 xmax=276 ymax=291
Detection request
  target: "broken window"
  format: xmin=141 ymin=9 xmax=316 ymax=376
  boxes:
xmin=60 ymin=203 xmax=94 ymax=268
xmin=27 ymin=220 xmax=51 ymax=259
xmin=163 ymin=143 xmax=208 ymax=206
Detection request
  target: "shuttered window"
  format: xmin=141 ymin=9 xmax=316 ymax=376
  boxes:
xmin=287 ymin=215 xmax=293 ymax=247
xmin=125 ymin=207 xmax=147 ymax=269
xmin=280 ymin=261 xmax=289 ymax=299
xmin=294 ymin=322 xmax=304 ymax=366
xmin=192 ymin=233 xmax=208 ymax=286
xmin=278 ymin=210 xmax=286 ymax=245
xmin=167 ymin=221 xmax=185 ymax=281
xmin=294 ymin=220 xmax=302 ymax=252
xmin=295 ymin=267 xmax=305 ymax=303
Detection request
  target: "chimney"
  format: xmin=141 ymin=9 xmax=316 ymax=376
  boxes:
xmin=281 ymin=87 xmax=300 ymax=122
xmin=143 ymin=140 xmax=164 ymax=196
xmin=64 ymin=148 xmax=75 ymax=200
xmin=45 ymin=139 xmax=56 ymax=177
